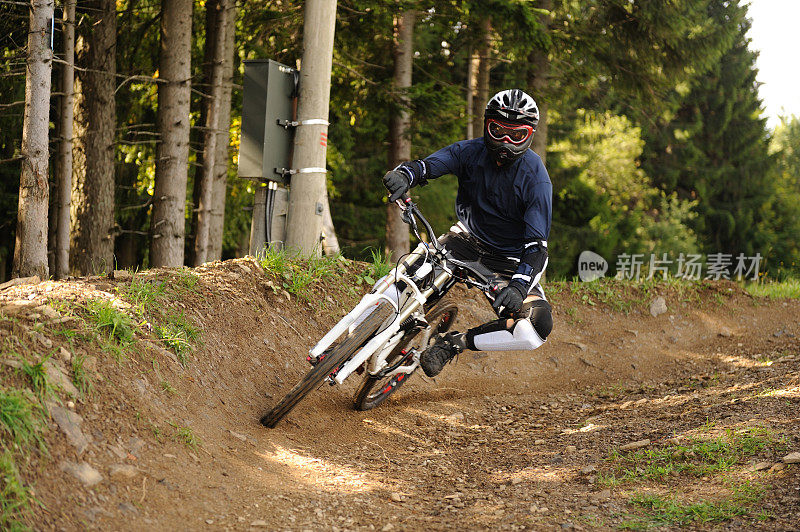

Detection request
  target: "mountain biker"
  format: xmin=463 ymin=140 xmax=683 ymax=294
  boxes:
xmin=382 ymin=88 xmax=553 ymax=378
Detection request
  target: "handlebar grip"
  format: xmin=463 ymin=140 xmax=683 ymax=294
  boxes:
xmin=394 ymin=193 xmax=412 ymax=208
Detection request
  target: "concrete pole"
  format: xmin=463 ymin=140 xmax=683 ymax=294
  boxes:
xmin=284 ymin=0 xmax=337 ymax=256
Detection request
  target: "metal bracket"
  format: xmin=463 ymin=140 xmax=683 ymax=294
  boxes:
xmin=274 ymin=167 xmax=328 ymax=181
xmin=276 ymin=118 xmax=330 ymax=129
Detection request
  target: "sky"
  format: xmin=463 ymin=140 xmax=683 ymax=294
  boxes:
xmin=746 ymin=0 xmax=800 ymax=128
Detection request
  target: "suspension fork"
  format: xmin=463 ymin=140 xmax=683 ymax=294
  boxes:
xmin=332 ymin=267 xmax=454 ymax=385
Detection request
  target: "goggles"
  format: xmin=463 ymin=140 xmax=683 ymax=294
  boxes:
xmin=486 ymin=119 xmax=533 ymax=145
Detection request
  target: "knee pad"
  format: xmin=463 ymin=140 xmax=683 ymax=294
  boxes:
xmin=529 ymin=300 xmax=552 ymax=339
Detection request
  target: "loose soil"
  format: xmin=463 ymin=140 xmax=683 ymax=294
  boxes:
xmin=1 ymin=257 xmax=798 ymax=531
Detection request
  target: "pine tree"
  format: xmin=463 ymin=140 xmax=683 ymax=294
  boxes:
xmin=643 ymin=6 xmax=776 ymax=258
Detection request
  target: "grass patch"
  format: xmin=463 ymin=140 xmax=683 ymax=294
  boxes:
xmin=619 ymin=481 xmax=764 ymax=529
xmin=0 ymin=389 xmax=44 ymax=453
xmin=169 ymin=422 xmax=200 ymax=449
xmin=120 ymin=274 xmax=166 ymax=314
xmin=601 ymin=428 xmax=785 ymax=486
xmin=744 ymin=279 xmax=800 ymax=299
xmin=83 ymin=299 xmax=136 ymax=345
xmin=155 ymin=311 xmax=200 ymax=365
xmin=259 ymin=246 xmax=344 ymax=300
xmin=355 ymin=248 xmax=393 ymax=286
xmin=71 ymin=355 xmax=93 ymax=397
xmin=0 ymin=449 xmax=36 ymax=530
xmin=258 ymin=245 xmax=292 ymax=277
xmin=18 ymin=358 xmax=51 ymax=402
xmin=169 ymin=268 xmax=200 ymax=294
xmin=160 ymin=380 xmax=177 ymax=395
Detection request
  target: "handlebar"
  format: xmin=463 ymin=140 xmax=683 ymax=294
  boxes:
xmin=392 ymin=193 xmax=499 ymax=293
xmin=394 ymin=194 xmax=443 ymax=253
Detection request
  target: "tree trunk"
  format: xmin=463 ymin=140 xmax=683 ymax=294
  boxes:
xmin=385 ymin=10 xmax=415 ymax=262
xmin=71 ymin=0 xmax=116 ymax=275
xmin=56 ymin=0 xmax=75 ymax=279
xmin=284 ymin=0 xmax=337 ymax=256
xmin=207 ymin=0 xmax=236 ymax=261
xmin=193 ymin=0 xmax=230 ymax=266
xmin=13 ymin=0 xmax=54 ymax=280
xmin=528 ymin=0 xmax=552 ymax=166
xmin=471 ymin=18 xmax=491 ymax=137
xmin=151 ymin=0 xmax=192 ymax=267
xmin=466 ymin=47 xmax=478 ymax=138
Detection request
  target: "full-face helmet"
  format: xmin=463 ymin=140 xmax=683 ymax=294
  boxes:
xmin=483 ymin=89 xmax=539 ymax=165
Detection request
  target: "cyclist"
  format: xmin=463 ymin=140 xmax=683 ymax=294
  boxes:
xmin=382 ymin=89 xmax=553 ymax=378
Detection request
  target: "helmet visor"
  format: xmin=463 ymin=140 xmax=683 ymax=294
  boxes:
xmin=486 ymin=119 xmax=533 ymax=145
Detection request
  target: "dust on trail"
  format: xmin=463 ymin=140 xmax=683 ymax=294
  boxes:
xmin=2 ymin=258 xmax=799 ymax=531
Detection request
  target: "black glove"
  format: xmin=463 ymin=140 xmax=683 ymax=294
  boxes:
xmin=383 ymin=170 xmax=411 ymax=202
xmin=492 ymin=281 xmax=527 ymax=317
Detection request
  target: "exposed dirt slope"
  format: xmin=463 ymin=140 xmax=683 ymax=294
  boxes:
xmin=1 ymin=258 xmax=799 ymax=531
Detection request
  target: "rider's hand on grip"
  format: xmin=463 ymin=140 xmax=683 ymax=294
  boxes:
xmin=383 ymin=170 xmax=411 ymax=203
xmin=492 ymin=281 xmax=526 ymax=317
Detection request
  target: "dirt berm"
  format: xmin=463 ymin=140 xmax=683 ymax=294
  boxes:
xmin=1 ymin=257 xmax=799 ymax=530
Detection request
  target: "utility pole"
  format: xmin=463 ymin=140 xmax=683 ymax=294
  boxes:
xmin=284 ymin=0 xmax=337 ymax=256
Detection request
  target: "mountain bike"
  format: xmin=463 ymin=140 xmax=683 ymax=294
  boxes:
xmin=260 ymin=195 xmax=502 ymax=428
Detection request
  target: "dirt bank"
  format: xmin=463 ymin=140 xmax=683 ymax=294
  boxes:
xmin=1 ymin=258 xmax=798 ymax=530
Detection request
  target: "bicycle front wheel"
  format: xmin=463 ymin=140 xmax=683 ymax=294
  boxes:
xmin=261 ymin=301 xmax=395 ymax=428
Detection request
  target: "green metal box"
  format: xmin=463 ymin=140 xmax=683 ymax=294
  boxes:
xmin=238 ymin=59 xmax=297 ymax=182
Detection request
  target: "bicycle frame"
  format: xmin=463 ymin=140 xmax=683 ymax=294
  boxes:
xmin=307 ymin=196 xmax=492 ymax=387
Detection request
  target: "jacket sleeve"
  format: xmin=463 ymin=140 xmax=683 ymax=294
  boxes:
xmin=511 ymin=180 xmax=552 ymax=291
xmin=395 ymin=141 xmax=468 ymax=187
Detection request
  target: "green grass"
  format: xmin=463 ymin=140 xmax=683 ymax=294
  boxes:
xmin=601 ymin=427 xmax=785 ymax=487
xmin=258 ymin=245 xmax=292 ymax=277
xmin=18 ymin=358 xmax=51 ymax=402
xmin=169 ymin=268 xmax=200 ymax=294
xmin=83 ymin=299 xmax=136 ymax=345
xmin=0 ymin=449 xmax=36 ymax=530
xmin=550 ymin=277 xmax=708 ymax=312
xmin=619 ymin=481 xmax=764 ymax=529
xmin=155 ymin=311 xmax=200 ymax=365
xmin=744 ymin=279 xmax=800 ymax=299
xmin=117 ymin=272 xmax=203 ymax=363
xmin=169 ymin=422 xmax=200 ymax=449
xmin=258 ymin=246 xmax=345 ymax=300
xmin=356 ymin=248 xmax=393 ymax=286
xmin=71 ymin=355 xmax=92 ymax=397
xmin=160 ymin=380 xmax=178 ymax=395
xmin=119 ymin=274 xmax=167 ymax=314
xmin=0 ymin=389 xmax=44 ymax=453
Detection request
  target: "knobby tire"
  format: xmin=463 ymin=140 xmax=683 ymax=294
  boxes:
xmin=260 ymin=301 xmax=395 ymax=428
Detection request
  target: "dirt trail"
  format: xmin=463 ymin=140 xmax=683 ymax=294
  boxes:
xmin=2 ymin=258 xmax=799 ymax=531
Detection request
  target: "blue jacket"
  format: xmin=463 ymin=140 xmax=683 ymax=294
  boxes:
xmin=418 ymin=138 xmax=552 ymax=257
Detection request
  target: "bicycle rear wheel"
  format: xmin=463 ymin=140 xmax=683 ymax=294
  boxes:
xmin=353 ymin=302 xmax=458 ymax=411
xmin=260 ymin=301 xmax=395 ymax=428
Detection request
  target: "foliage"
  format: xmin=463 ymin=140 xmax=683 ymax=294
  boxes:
xmin=602 ymin=427 xmax=784 ymax=486
xmin=620 ymin=482 xmax=764 ymax=529
xmin=155 ymin=311 xmax=201 ymax=365
xmin=83 ymin=300 xmax=137 ymax=346
xmin=0 ymin=450 xmax=35 ymax=531
xmin=744 ymin=278 xmax=800 ymax=299
xmin=550 ymin=110 xmax=699 ymax=275
xmin=759 ymin=116 xmax=800 ymax=277
xmin=0 ymin=389 xmax=44 ymax=453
